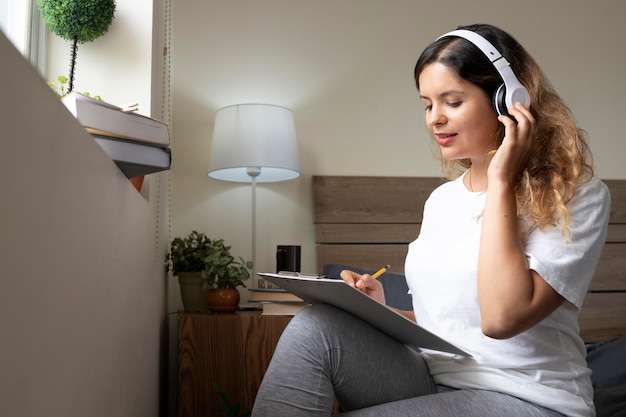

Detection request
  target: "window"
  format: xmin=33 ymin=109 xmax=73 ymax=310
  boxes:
xmin=0 ymin=0 xmax=45 ymax=71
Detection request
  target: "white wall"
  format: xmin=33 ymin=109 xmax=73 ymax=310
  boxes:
xmin=170 ymin=0 xmax=626 ymax=292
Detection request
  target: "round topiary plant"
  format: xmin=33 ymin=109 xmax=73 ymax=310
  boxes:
xmin=37 ymin=0 xmax=116 ymax=93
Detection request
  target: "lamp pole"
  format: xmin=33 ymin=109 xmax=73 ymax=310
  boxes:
xmin=247 ymin=167 xmax=261 ymax=286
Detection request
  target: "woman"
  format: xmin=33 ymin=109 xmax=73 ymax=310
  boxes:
xmin=252 ymin=24 xmax=609 ymax=417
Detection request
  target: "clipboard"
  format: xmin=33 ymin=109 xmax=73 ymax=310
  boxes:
xmin=258 ymin=272 xmax=470 ymax=356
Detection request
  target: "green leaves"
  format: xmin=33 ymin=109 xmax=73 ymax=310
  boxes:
xmin=169 ymin=231 xmax=252 ymax=289
xmin=37 ymin=0 xmax=117 ymax=92
xmin=169 ymin=231 xmax=213 ymax=274
xmin=200 ymin=240 xmax=252 ymax=290
xmin=214 ymin=384 xmax=251 ymax=417
xmin=47 ymin=74 xmax=68 ymax=97
xmin=37 ymin=0 xmax=116 ymax=43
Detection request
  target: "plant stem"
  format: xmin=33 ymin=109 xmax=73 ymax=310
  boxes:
xmin=69 ymin=35 xmax=78 ymax=93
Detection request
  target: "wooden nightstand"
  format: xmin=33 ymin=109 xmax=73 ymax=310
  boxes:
xmin=177 ymin=311 xmax=291 ymax=417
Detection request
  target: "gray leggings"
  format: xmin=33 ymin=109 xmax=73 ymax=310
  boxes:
xmin=252 ymin=304 xmax=565 ymax=417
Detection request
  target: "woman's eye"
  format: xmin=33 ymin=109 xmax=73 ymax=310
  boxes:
xmin=448 ymin=101 xmax=462 ymax=108
xmin=424 ymin=104 xmax=432 ymax=111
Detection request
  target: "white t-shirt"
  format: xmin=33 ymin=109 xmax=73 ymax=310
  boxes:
xmin=405 ymin=174 xmax=610 ymax=417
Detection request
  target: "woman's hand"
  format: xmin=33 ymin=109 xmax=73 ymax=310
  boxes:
xmin=489 ymin=102 xmax=536 ymax=185
xmin=340 ymin=269 xmax=386 ymax=304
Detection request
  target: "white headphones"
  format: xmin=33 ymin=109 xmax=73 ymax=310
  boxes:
xmin=437 ymin=29 xmax=531 ymax=116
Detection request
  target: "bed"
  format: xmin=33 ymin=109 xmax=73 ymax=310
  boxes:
xmin=313 ymin=175 xmax=626 ymax=417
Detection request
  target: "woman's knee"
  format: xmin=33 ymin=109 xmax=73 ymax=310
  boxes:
xmin=280 ymin=304 xmax=347 ymax=348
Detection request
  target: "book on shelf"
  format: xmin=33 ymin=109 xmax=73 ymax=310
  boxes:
xmin=261 ymin=301 xmax=310 ymax=316
xmin=248 ymin=287 xmax=303 ymax=302
xmin=92 ymin=135 xmax=171 ymax=178
xmin=62 ymin=92 xmax=170 ymax=146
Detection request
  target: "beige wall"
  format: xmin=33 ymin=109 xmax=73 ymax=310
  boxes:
xmin=170 ymin=0 xmax=626 ymax=292
xmin=0 ymin=0 xmax=170 ymax=416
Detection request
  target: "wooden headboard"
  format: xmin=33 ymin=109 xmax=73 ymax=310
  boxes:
xmin=313 ymin=175 xmax=626 ymax=343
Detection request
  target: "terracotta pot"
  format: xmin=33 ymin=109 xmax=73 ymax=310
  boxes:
xmin=206 ymin=288 xmax=240 ymax=314
xmin=130 ymin=176 xmax=144 ymax=192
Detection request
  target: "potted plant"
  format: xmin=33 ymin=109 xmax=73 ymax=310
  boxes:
xmin=169 ymin=231 xmax=213 ymax=312
xmin=37 ymin=0 xmax=116 ymax=93
xmin=201 ymin=239 xmax=252 ymax=313
xmin=169 ymin=231 xmax=252 ymax=313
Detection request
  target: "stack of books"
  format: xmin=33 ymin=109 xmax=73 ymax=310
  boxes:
xmin=62 ymin=92 xmax=171 ymax=178
xmin=248 ymin=287 xmax=310 ymax=316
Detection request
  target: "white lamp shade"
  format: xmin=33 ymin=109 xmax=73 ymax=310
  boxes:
xmin=208 ymin=104 xmax=301 ymax=183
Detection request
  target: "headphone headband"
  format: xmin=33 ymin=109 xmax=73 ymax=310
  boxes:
xmin=436 ymin=29 xmax=531 ymax=113
xmin=438 ymin=29 xmax=504 ymax=64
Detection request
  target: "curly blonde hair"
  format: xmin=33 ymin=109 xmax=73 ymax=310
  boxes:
xmin=415 ymin=24 xmax=594 ymax=235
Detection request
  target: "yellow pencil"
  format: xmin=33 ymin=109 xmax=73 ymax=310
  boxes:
xmin=371 ymin=265 xmax=390 ymax=279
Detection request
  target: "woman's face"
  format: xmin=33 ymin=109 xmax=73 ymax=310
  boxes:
xmin=418 ymin=62 xmax=500 ymax=163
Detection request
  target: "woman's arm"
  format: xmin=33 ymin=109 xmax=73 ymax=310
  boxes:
xmin=478 ymin=103 xmax=564 ymax=339
xmin=391 ymin=308 xmax=417 ymax=322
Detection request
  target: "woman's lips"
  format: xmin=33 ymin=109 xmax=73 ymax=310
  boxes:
xmin=435 ymin=133 xmax=457 ymax=147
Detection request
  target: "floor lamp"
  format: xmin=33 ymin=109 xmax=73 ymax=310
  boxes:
xmin=207 ymin=104 xmax=301 ymax=287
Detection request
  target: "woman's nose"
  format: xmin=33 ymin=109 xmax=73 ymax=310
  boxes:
xmin=427 ymin=106 xmax=446 ymax=127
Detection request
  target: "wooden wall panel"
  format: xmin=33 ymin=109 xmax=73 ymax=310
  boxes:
xmin=316 ymin=244 xmax=408 ymax=275
xmin=606 ymin=224 xmax=626 ymax=243
xmin=313 ymin=176 xmax=442 ymax=224
xmin=313 ymin=176 xmax=626 ymax=342
xmin=579 ymin=293 xmax=626 ymax=343
xmin=591 ymin=243 xmax=626 ymax=291
xmin=605 ymin=179 xmax=626 ymax=223
xmin=315 ymin=224 xmax=421 ymax=244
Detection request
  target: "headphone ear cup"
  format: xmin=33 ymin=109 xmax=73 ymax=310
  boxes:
xmin=493 ymin=84 xmax=508 ymax=117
